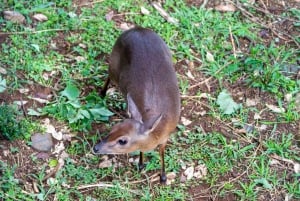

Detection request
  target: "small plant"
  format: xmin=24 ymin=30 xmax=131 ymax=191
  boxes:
xmin=42 ymin=83 xmax=113 ymax=131
xmin=243 ymin=44 xmax=297 ymax=97
xmin=0 ymin=104 xmax=32 ymax=140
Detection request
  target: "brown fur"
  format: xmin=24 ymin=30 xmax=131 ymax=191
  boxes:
xmin=93 ymin=27 xmax=181 ymax=184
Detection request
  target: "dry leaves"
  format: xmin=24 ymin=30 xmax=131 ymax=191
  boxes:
xmin=141 ymin=6 xmax=150 ymax=15
xmin=32 ymin=14 xmax=48 ymax=22
xmin=214 ymin=4 xmax=236 ymax=12
xmin=181 ymin=116 xmax=192 ymax=126
xmin=206 ymin=51 xmax=214 ymax=62
xmin=266 ymin=104 xmax=285 ymax=113
xmin=3 ymin=11 xmax=25 ymax=24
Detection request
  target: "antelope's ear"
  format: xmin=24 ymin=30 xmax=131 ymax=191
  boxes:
xmin=144 ymin=114 xmax=162 ymax=134
xmin=127 ymin=93 xmax=143 ymax=123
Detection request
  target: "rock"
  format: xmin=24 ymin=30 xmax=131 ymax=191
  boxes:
xmin=3 ymin=11 xmax=25 ymax=24
xmin=31 ymin=133 xmax=53 ymax=151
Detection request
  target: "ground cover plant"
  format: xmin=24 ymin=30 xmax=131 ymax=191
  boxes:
xmin=0 ymin=0 xmax=299 ymax=200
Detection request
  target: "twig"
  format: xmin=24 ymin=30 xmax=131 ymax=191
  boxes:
xmin=77 ymin=0 xmax=104 ymax=6
xmin=77 ymin=182 xmax=141 ymax=195
xmin=258 ymin=0 xmax=268 ymax=11
xmin=151 ymin=2 xmax=179 ymax=25
xmin=229 ymin=26 xmax=237 ymax=59
xmin=0 ymin=28 xmax=76 ymax=36
xmin=228 ymin=0 xmax=300 ymax=48
xmin=189 ymin=61 xmax=233 ymax=89
xmin=212 ymin=143 xmax=261 ymax=201
xmin=201 ymin=0 xmax=209 ymax=8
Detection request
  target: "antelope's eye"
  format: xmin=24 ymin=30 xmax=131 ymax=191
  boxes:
xmin=118 ymin=139 xmax=128 ymax=145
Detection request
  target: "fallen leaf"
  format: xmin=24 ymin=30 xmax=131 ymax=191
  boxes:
xmin=0 ymin=67 xmax=7 ymax=74
xmin=28 ymin=108 xmax=43 ymax=116
xmin=259 ymin=124 xmax=267 ymax=131
xmin=193 ymin=164 xmax=207 ymax=179
xmin=53 ymin=142 xmax=65 ymax=154
xmin=179 ymin=159 xmax=187 ymax=170
xmin=266 ymin=104 xmax=285 ymax=113
xmin=30 ymin=97 xmax=49 ymax=104
xmin=75 ymin=56 xmax=85 ymax=62
xmin=180 ymin=174 xmax=187 ymax=183
xmin=141 ymin=6 xmax=150 ymax=15
xmin=181 ymin=116 xmax=192 ymax=126
xmin=184 ymin=166 xmax=194 ymax=180
xmin=3 ymin=150 xmax=9 ymax=157
xmin=32 ymin=13 xmax=48 ymax=22
xmin=246 ymin=98 xmax=257 ymax=107
xmin=105 ymin=10 xmax=114 ymax=21
xmin=42 ymin=72 xmax=49 ymax=80
xmin=79 ymin=43 xmax=87 ymax=49
xmin=284 ymin=93 xmax=292 ymax=102
xmin=62 ymin=134 xmax=73 ymax=142
xmin=243 ymin=124 xmax=254 ymax=133
xmin=53 ymin=131 xmax=63 ymax=141
xmin=166 ymin=172 xmax=176 ymax=185
xmin=47 ymin=177 xmax=58 ymax=185
xmin=217 ymin=90 xmax=241 ymax=115
xmin=119 ymin=22 xmax=133 ymax=31
xmin=214 ymin=4 xmax=236 ymax=12
xmin=254 ymin=113 xmax=261 ymax=120
xmin=295 ymin=93 xmax=300 ymax=111
xmin=270 ymin=159 xmax=280 ymax=166
xmin=206 ymin=51 xmax=214 ymax=62
xmin=99 ymin=157 xmax=113 ymax=168
xmin=68 ymin=12 xmax=77 ymax=18
xmin=13 ymin=100 xmax=28 ymax=106
xmin=0 ymin=77 xmax=6 ymax=93
xmin=18 ymin=88 xmax=30 ymax=94
xmin=294 ymin=163 xmax=300 ymax=174
xmin=3 ymin=11 xmax=25 ymax=23
xmin=186 ymin=70 xmax=195 ymax=80
xmin=60 ymin=151 xmax=69 ymax=160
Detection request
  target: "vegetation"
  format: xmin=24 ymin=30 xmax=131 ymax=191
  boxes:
xmin=0 ymin=0 xmax=299 ymax=200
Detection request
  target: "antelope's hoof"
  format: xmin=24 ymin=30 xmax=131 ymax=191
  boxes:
xmin=138 ymin=163 xmax=145 ymax=171
xmin=160 ymin=174 xmax=167 ymax=184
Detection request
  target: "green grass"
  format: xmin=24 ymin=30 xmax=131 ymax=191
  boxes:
xmin=0 ymin=0 xmax=299 ymax=200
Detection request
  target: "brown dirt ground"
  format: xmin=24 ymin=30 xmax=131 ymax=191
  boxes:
xmin=0 ymin=0 xmax=299 ymax=200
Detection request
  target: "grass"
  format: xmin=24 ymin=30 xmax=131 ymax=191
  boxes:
xmin=0 ymin=0 xmax=299 ymax=200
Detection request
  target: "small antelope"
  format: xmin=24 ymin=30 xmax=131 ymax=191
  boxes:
xmin=93 ymin=27 xmax=180 ymax=184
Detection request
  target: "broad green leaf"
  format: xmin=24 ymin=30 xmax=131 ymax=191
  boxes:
xmin=216 ymin=90 xmax=241 ymax=115
xmin=89 ymin=108 xmax=114 ymax=118
xmin=69 ymin=110 xmax=85 ymax=123
xmin=61 ymin=83 xmax=80 ymax=100
xmin=80 ymin=109 xmax=91 ymax=119
xmin=28 ymin=108 xmax=42 ymax=116
xmin=31 ymin=44 xmax=40 ymax=52
xmin=68 ymin=100 xmax=81 ymax=108
xmin=49 ymin=159 xmax=58 ymax=168
xmin=37 ymin=193 xmax=45 ymax=201
xmin=0 ymin=77 xmax=6 ymax=93
xmin=254 ymin=178 xmax=273 ymax=189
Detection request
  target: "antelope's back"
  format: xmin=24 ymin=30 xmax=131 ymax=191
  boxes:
xmin=109 ymin=27 xmax=180 ymax=131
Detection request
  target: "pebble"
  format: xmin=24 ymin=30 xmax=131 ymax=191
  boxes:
xmin=31 ymin=133 xmax=53 ymax=152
